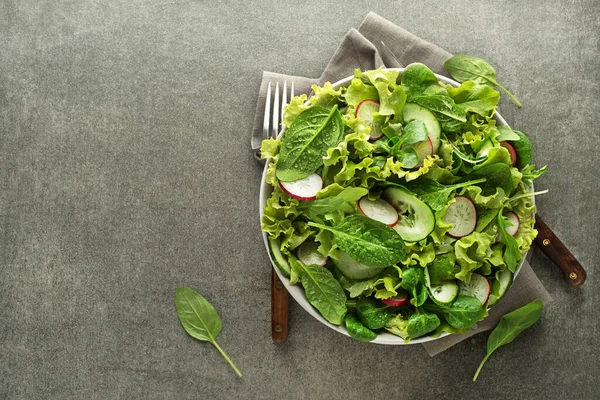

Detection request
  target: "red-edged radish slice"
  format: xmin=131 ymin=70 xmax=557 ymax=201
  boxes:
xmin=459 ymin=273 xmax=491 ymax=306
xmin=381 ymin=291 xmax=408 ymax=307
xmin=297 ymin=241 xmax=328 ymax=267
xmin=355 ymin=100 xmax=383 ymax=141
xmin=503 ymin=211 xmax=520 ymax=236
xmin=444 ymin=196 xmax=477 ymax=238
xmin=358 ymin=196 xmax=399 ymax=226
xmin=280 ymin=173 xmax=322 ymax=201
xmin=500 ymin=141 xmax=517 ymax=167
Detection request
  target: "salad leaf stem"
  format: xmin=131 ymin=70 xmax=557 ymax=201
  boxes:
xmin=509 ymin=189 xmax=548 ymax=204
xmin=212 ymin=340 xmax=243 ymax=377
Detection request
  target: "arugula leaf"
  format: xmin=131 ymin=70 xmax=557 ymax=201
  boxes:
xmin=300 ymin=263 xmax=348 ymax=325
xmin=497 ymin=210 xmax=521 ymax=272
xmin=405 ymin=178 xmax=487 ymax=211
xmin=473 ymin=299 xmax=543 ymax=381
xmin=308 ymin=215 xmax=406 ymax=268
xmin=444 ymin=55 xmax=522 ymax=107
xmin=407 ymin=311 xmax=441 ymax=339
xmin=345 ymin=314 xmax=378 ymax=342
xmin=521 ymin=164 xmax=547 ymax=185
xmin=174 ymin=287 xmax=242 ymax=377
xmin=276 ymin=105 xmax=344 ymax=182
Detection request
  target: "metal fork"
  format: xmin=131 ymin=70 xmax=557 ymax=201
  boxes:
xmin=262 ymin=80 xmax=294 ymax=343
xmin=255 ymin=81 xmax=294 ymax=160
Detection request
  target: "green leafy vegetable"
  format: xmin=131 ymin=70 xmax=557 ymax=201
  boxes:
xmin=407 ymin=311 xmax=441 ymax=338
xmin=401 ymin=63 xmax=446 ymax=100
xmin=400 ymin=267 xmax=429 ymax=307
xmin=444 ymin=55 xmax=522 ymax=107
xmin=412 ymin=95 xmax=467 ymax=123
xmin=509 ymin=130 xmax=532 ymax=169
xmin=473 ymin=299 xmax=543 ymax=381
xmin=356 ymin=297 xmax=395 ymax=329
xmin=467 ymin=163 xmax=514 ymax=196
xmin=345 ymin=314 xmax=378 ymax=342
xmin=300 ymin=264 xmax=348 ymax=325
xmin=308 ymin=215 xmax=406 ymax=268
xmin=299 ymin=186 xmax=368 ymax=221
xmin=406 ymin=178 xmax=487 ymax=211
xmin=424 ymin=295 xmax=484 ymax=329
xmin=174 ymin=287 xmax=242 ymax=377
xmin=447 ymin=81 xmax=500 ymax=117
xmin=427 ymin=253 xmax=456 ymax=284
xmin=276 ymin=105 xmax=344 ymax=182
xmin=497 ymin=210 xmax=521 ymax=272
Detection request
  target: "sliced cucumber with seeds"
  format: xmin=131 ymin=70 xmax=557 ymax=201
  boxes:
xmin=403 ymin=103 xmax=441 ymax=152
xmin=429 ymin=280 xmax=459 ymax=306
xmin=332 ymin=251 xmax=382 ymax=280
xmin=382 ymin=187 xmax=435 ymax=242
xmin=297 ymin=241 xmax=328 ymax=266
xmin=487 ymin=269 xmax=513 ymax=307
xmin=268 ymin=236 xmax=291 ymax=278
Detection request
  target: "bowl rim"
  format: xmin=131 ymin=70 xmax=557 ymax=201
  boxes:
xmin=259 ymin=68 xmax=529 ymax=345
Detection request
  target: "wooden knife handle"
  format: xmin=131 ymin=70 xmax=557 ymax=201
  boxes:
xmin=534 ymin=217 xmax=586 ymax=286
xmin=271 ymin=269 xmax=289 ymax=343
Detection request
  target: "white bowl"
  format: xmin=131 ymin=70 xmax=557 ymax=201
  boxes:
xmin=259 ymin=68 xmax=529 ymax=345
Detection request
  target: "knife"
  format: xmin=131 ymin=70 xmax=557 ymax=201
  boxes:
xmin=271 ymin=269 xmax=289 ymax=343
xmin=534 ymin=217 xmax=586 ymax=286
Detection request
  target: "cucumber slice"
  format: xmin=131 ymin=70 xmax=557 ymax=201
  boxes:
xmin=402 ymin=103 xmax=441 ymax=152
xmin=268 ymin=236 xmax=291 ymax=278
xmin=487 ymin=269 xmax=513 ymax=307
xmin=444 ymin=196 xmax=477 ymax=238
xmin=382 ymin=187 xmax=435 ymax=242
xmin=459 ymin=273 xmax=491 ymax=306
xmin=429 ymin=280 xmax=459 ymax=306
xmin=332 ymin=252 xmax=382 ymax=280
xmin=297 ymin=241 xmax=328 ymax=266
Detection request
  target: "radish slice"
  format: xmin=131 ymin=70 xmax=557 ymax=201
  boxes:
xmin=459 ymin=273 xmax=491 ymax=306
xmin=280 ymin=173 xmax=322 ymax=201
xmin=503 ymin=211 xmax=520 ymax=236
xmin=381 ymin=291 xmax=408 ymax=307
xmin=501 ymin=141 xmax=517 ymax=167
xmin=297 ymin=241 xmax=328 ymax=267
xmin=443 ymin=196 xmax=477 ymax=238
xmin=355 ymin=100 xmax=383 ymax=141
xmin=358 ymin=196 xmax=399 ymax=226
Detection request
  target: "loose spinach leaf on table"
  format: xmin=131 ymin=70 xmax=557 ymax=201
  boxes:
xmin=308 ymin=215 xmax=406 ymax=268
xmin=300 ymin=263 xmax=348 ymax=325
xmin=497 ymin=210 xmax=521 ymax=272
xmin=345 ymin=314 xmax=378 ymax=342
xmin=407 ymin=311 xmax=441 ymax=339
xmin=444 ymin=55 xmax=522 ymax=107
xmin=276 ymin=105 xmax=344 ymax=182
xmin=405 ymin=178 xmax=487 ymax=211
xmin=356 ymin=297 xmax=395 ymax=329
xmin=174 ymin=287 xmax=242 ymax=377
xmin=473 ymin=299 xmax=543 ymax=381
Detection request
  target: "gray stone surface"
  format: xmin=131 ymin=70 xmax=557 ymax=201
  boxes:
xmin=0 ymin=1 xmax=598 ymax=399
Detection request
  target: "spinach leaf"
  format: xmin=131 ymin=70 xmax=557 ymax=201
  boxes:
xmin=300 ymin=263 xmax=348 ymax=325
xmin=405 ymin=178 xmax=487 ymax=211
xmin=345 ymin=314 xmax=378 ymax=342
xmin=174 ymin=287 xmax=242 ymax=377
xmin=401 ymin=63 xmax=446 ymax=100
xmin=424 ymin=295 xmax=484 ymax=329
xmin=467 ymin=163 xmax=514 ymax=196
xmin=400 ymin=267 xmax=429 ymax=307
xmin=510 ymin=130 xmax=532 ymax=169
xmin=376 ymin=120 xmax=427 ymax=169
xmin=299 ymin=187 xmax=368 ymax=220
xmin=308 ymin=215 xmax=406 ymax=268
xmin=402 ymin=120 xmax=429 ymax=144
xmin=444 ymin=55 xmax=522 ymax=107
xmin=412 ymin=95 xmax=467 ymax=123
xmin=407 ymin=311 xmax=441 ymax=339
xmin=495 ymin=125 xmax=521 ymax=142
xmin=427 ymin=253 xmax=456 ymax=284
xmin=497 ymin=210 xmax=521 ymax=272
xmin=473 ymin=299 xmax=543 ymax=381
xmin=276 ymin=105 xmax=344 ymax=182
xmin=447 ymin=81 xmax=500 ymax=117
xmin=356 ymin=297 xmax=395 ymax=329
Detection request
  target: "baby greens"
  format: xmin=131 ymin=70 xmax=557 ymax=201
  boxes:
xmin=174 ymin=287 xmax=242 ymax=377
xmin=473 ymin=299 xmax=543 ymax=381
xmin=300 ymin=263 xmax=348 ymax=325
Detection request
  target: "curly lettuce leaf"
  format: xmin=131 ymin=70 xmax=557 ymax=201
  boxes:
xmin=308 ymin=82 xmax=344 ymax=108
xmin=454 ymin=231 xmax=496 ymax=282
xmin=282 ymin=94 xmax=309 ymax=127
xmin=261 ymin=187 xmax=300 ymax=239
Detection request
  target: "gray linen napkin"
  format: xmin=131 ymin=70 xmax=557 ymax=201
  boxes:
xmin=252 ymin=11 xmax=553 ymax=356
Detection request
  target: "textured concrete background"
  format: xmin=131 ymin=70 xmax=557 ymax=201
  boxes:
xmin=1 ymin=1 xmax=598 ymax=399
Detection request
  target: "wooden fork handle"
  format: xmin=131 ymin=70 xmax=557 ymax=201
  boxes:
xmin=534 ymin=217 xmax=586 ymax=286
xmin=271 ymin=269 xmax=289 ymax=343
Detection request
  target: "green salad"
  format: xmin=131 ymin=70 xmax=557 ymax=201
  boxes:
xmin=260 ymin=57 xmax=546 ymax=342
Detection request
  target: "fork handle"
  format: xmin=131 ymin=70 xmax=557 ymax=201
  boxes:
xmin=271 ymin=269 xmax=289 ymax=343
